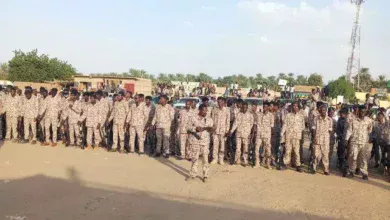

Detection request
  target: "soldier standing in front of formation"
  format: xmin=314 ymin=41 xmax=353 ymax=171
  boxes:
xmin=281 ymin=102 xmax=305 ymax=172
xmin=177 ymin=100 xmax=192 ymax=160
xmin=67 ymin=90 xmax=82 ymax=147
xmin=186 ymin=104 xmax=214 ymax=183
xmin=108 ymin=91 xmax=129 ymax=153
xmin=210 ymin=97 xmax=230 ymax=165
xmin=21 ymin=88 xmax=39 ymax=144
xmin=152 ymin=95 xmax=174 ymax=158
xmin=311 ymin=104 xmax=333 ymax=175
xmin=344 ymin=105 xmax=373 ymax=180
xmin=229 ymin=102 xmax=255 ymax=166
xmin=126 ymin=94 xmax=147 ymax=155
xmin=79 ymin=93 xmax=101 ymax=150
xmin=2 ymin=87 xmax=21 ymax=142
xmin=254 ymin=102 xmax=274 ymax=169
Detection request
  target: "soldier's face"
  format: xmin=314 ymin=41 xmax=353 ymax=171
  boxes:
xmin=263 ymin=105 xmax=269 ymax=112
xmin=217 ymin=99 xmax=224 ymax=108
xmin=25 ymin=92 xmax=32 ymax=99
xmin=84 ymin=96 xmax=89 ymax=102
xmin=328 ymin=110 xmax=334 ymax=117
xmin=292 ymin=104 xmax=299 ymax=113
xmin=251 ymin=105 xmax=257 ymax=113
xmin=358 ymin=109 xmax=366 ymax=118
xmin=90 ymin=97 xmax=96 ymax=104
xmin=191 ymin=101 xmax=196 ymax=108
xmin=378 ymin=114 xmax=384 ymax=122
xmin=160 ymin=97 xmax=167 ymax=105
xmin=319 ymin=107 xmax=327 ymax=117
xmin=199 ymin=107 xmax=207 ymax=117
xmin=185 ymin=101 xmax=191 ymax=109
xmin=241 ymin=105 xmax=248 ymax=113
xmin=10 ymin=90 xmax=16 ymax=96
xmin=146 ymin=99 xmax=151 ymax=105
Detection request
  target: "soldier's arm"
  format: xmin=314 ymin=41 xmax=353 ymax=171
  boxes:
xmin=225 ymin=110 xmax=231 ymax=134
xmin=230 ymin=114 xmax=240 ymax=133
xmin=79 ymin=108 xmax=87 ymax=122
xmin=108 ymin=105 xmax=115 ymax=122
xmin=280 ymin=116 xmax=287 ymax=138
xmin=270 ymin=114 xmax=275 ymax=128
xmin=125 ymin=107 xmax=132 ymax=124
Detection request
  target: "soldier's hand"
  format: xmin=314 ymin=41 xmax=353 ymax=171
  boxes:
xmin=97 ymin=124 xmax=101 ymax=129
xmin=314 ymin=137 xmax=318 ymax=145
xmin=195 ymin=127 xmax=202 ymax=132
xmin=78 ymin=121 xmax=81 ymax=126
xmin=228 ymin=131 xmax=232 ymax=137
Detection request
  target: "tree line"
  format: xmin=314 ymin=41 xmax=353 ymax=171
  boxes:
xmin=0 ymin=50 xmax=388 ymax=99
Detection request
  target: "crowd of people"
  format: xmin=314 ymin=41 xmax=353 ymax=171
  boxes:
xmin=0 ymin=85 xmax=389 ymax=183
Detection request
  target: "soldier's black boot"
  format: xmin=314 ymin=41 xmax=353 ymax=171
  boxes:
xmin=362 ymin=174 xmax=368 ymax=180
xmin=296 ymin=166 xmax=303 ymax=173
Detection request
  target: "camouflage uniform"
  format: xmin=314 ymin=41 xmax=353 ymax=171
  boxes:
xmin=345 ymin=116 xmax=373 ymax=176
xmin=152 ymin=104 xmax=174 ymax=155
xmin=42 ymin=95 xmax=62 ymax=143
xmin=108 ymin=100 xmax=129 ymax=150
xmin=329 ymin=118 xmax=337 ymax=162
xmin=96 ymin=98 xmax=110 ymax=145
xmin=79 ymin=102 xmax=101 ymax=146
xmin=372 ymin=120 xmax=390 ymax=166
xmin=144 ymin=104 xmax=156 ymax=152
xmin=22 ymin=96 xmax=39 ymax=141
xmin=177 ymin=108 xmax=192 ymax=158
xmin=188 ymin=114 xmax=213 ymax=178
xmin=211 ymin=107 xmax=230 ymax=163
xmin=312 ymin=115 xmax=333 ymax=173
xmin=38 ymin=96 xmax=48 ymax=141
xmin=68 ymin=100 xmax=82 ymax=145
xmin=3 ymin=95 xmax=21 ymax=139
xmin=230 ymin=111 xmax=254 ymax=165
xmin=126 ymin=102 xmax=148 ymax=153
xmin=254 ymin=111 xmax=274 ymax=167
xmin=310 ymin=93 xmax=319 ymax=110
xmin=281 ymin=112 xmax=305 ymax=167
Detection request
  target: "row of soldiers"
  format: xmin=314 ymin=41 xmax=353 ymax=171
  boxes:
xmin=0 ymin=86 xmax=389 ymax=182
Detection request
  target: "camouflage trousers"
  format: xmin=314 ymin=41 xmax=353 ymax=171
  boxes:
xmin=329 ymin=137 xmax=336 ymax=163
xmin=129 ymin=126 xmax=145 ymax=153
xmin=313 ymin=143 xmax=330 ymax=172
xmin=348 ymin=143 xmax=372 ymax=176
xmin=45 ymin=117 xmax=58 ymax=143
xmin=156 ymin=127 xmax=170 ymax=155
xmin=235 ymin=137 xmax=249 ymax=164
xmin=190 ymin=144 xmax=210 ymax=178
xmin=179 ymin=133 xmax=189 ymax=158
xmin=5 ymin=116 xmax=18 ymax=140
xmin=112 ymin=124 xmax=125 ymax=150
xmin=69 ymin=123 xmax=80 ymax=145
xmin=87 ymin=126 xmax=101 ymax=146
xmin=24 ymin=118 xmax=37 ymax=141
xmin=255 ymin=137 xmax=272 ymax=166
xmin=212 ymin=134 xmax=226 ymax=162
xmin=284 ymin=139 xmax=301 ymax=167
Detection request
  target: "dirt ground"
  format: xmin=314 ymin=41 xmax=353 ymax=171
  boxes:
xmin=0 ymin=142 xmax=389 ymax=220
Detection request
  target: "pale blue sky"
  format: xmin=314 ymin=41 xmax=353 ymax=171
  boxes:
xmin=1 ymin=0 xmax=389 ymax=82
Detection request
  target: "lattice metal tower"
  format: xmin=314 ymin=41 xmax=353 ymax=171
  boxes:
xmin=346 ymin=0 xmax=365 ymax=84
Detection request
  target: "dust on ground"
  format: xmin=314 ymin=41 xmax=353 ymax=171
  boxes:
xmin=0 ymin=143 xmax=389 ymax=220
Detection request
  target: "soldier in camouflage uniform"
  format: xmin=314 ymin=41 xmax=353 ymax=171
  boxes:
xmin=21 ymin=88 xmax=39 ymax=144
xmin=311 ymin=104 xmax=333 ymax=175
xmin=229 ymin=102 xmax=255 ymax=166
xmin=210 ymin=97 xmax=230 ymax=165
xmin=79 ymin=93 xmax=101 ymax=150
xmin=151 ymin=95 xmax=174 ymax=157
xmin=177 ymin=100 xmax=193 ymax=159
xmin=96 ymin=90 xmax=110 ymax=148
xmin=144 ymin=96 xmax=156 ymax=154
xmin=2 ymin=87 xmax=21 ymax=141
xmin=281 ymin=102 xmax=305 ymax=172
xmin=67 ymin=90 xmax=82 ymax=147
xmin=336 ymin=108 xmax=348 ymax=169
xmin=186 ymin=104 xmax=214 ymax=183
xmin=327 ymin=107 xmax=337 ymax=163
xmin=372 ymin=112 xmax=390 ymax=168
xmin=254 ymin=102 xmax=274 ymax=168
xmin=40 ymin=88 xmax=62 ymax=147
xmin=344 ymin=105 xmax=373 ymax=180
xmin=37 ymin=88 xmax=48 ymax=143
xmin=126 ymin=94 xmax=148 ymax=154
xmin=272 ymin=103 xmax=282 ymax=163
xmin=108 ymin=91 xmax=129 ymax=152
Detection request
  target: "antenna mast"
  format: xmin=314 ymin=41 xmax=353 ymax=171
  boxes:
xmin=346 ymin=0 xmax=365 ymax=84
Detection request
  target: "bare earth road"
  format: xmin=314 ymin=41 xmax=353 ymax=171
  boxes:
xmin=0 ymin=142 xmax=389 ymax=220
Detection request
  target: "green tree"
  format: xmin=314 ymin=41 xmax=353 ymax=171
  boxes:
xmin=0 ymin=62 xmax=8 ymax=80
xmin=353 ymin=68 xmax=372 ymax=92
xmin=307 ymin=73 xmax=323 ymax=86
xmin=8 ymin=49 xmax=76 ymax=82
xmin=296 ymin=75 xmax=308 ymax=85
xmin=197 ymin=72 xmax=213 ymax=83
xmin=327 ymin=77 xmax=355 ymax=101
